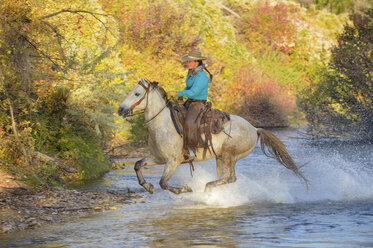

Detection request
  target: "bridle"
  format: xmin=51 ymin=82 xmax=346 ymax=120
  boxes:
xmin=129 ymin=79 xmax=168 ymax=124
xmin=130 ymin=80 xmax=151 ymax=111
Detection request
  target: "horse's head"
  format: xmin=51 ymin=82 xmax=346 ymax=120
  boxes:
xmin=118 ymin=78 xmax=151 ymax=117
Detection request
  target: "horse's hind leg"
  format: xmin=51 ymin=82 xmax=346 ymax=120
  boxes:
xmin=159 ymin=161 xmax=193 ymax=194
xmin=135 ymin=155 xmax=158 ymax=194
xmin=205 ymin=157 xmax=237 ymax=192
xmin=216 ymin=157 xmax=224 ymax=179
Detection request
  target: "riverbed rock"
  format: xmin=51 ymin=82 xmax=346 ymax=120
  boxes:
xmin=0 ymin=186 xmax=137 ymax=234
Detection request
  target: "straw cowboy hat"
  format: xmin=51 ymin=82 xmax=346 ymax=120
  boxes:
xmin=181 ymin=50 xmax=208 ymax=61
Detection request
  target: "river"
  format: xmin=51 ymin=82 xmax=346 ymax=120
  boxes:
xmin=1 ymin=129 xmax=373 ymax=247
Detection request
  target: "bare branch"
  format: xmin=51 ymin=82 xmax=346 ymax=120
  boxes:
xmin=4 ymin=88 xmax=32 ymax=166
xmin=31 ymin=151 xmax=76 ymax=173
xmin=215 ymin=2 xmax=241 ymax=18
xmin=21 ymin=35 xmax=63 ymax=70
xmin=41 ymin=21 xmax=66 ymax=61
xmin=40 ymin=9 xmax=112 ymax=20
xmin=40 ymin=9 xmax=118 ymax=38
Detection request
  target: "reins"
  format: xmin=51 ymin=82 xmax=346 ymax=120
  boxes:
xmin=145 ymin=102 xmax=168 ymax=124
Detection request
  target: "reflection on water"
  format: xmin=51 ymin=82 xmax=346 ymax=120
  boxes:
xmin=1 ymin=129 xmax=373 ymax=247
xmin=142 ymin=207 xmax=252 ymax=247
xmin=131 ymin=201 xmax=373 ymax=247
xmin=2 ymin=200 xmax=372 ymax=247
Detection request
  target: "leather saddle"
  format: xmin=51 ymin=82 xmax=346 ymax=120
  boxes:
xmin=168 ymin=101 xmax=230 ymax=158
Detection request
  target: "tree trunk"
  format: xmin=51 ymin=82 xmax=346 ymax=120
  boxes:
xmin=31 ymin=151 xmax=76 ymax=173
xmin=6 ymin=93 xmax=32 ymax=167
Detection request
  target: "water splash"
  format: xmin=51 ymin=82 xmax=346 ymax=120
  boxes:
xmin=171 ymin=141 xmax=373 ymax=208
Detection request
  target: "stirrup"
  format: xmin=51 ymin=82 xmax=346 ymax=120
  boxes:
xmin=184 ymin=149 xmax=195 ymax=161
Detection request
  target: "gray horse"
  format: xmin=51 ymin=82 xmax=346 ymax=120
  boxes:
xmin=118 ymin=79 xmax=307 ymax=194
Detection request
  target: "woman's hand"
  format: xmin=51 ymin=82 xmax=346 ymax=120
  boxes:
xmin=168 ymin=91 xmax=178 ymax=97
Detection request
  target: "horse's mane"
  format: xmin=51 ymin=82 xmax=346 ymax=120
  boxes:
xmin=149 ymin=81 xmax=168 ymax=101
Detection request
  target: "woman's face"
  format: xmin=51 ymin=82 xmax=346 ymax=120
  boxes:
xmin=187 ymin=60 xmax=199 ymax=70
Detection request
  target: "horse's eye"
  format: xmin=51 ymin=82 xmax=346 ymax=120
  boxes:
xmin=135 ymin=93 xmax=140 ymax=96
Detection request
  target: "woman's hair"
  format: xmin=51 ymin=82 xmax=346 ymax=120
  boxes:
xmin=194 ymin=60 xmax=213 ymax=81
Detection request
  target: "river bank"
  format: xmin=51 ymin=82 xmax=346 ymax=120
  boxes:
xmin=0 ymin=146 xmax=149 ymax=234
xmin=0 ymin=171 xmax=142 ymax=234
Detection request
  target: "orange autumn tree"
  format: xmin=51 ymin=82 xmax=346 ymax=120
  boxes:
xmin=119 ymin=0 xmax=200 ymax=57
xmin=235 ymin=0 xmax=299 ymax=54
xmin=229 ymin=65 xmax=296 ymax=127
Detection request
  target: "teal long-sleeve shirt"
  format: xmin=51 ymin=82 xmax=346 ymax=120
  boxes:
xmin=177 ymin=70 xmax=209 ymax=100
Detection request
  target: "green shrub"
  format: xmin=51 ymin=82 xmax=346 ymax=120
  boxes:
xmin=127 ymin=114 xmax=148 ymax=145
xmin=315 ymin=0 xmax=353 ymax=14
xmin=299 ymin=8 xmax=373 ymax=139
xmin=58 ymin=125 xmax=110 ymax=181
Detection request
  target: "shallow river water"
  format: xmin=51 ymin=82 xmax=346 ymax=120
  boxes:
xmin=1 ymin=129 xmax=373 ymax=247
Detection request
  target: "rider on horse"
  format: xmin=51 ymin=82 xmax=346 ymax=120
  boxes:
xmin=118 ymin=52 xmax=308 ymax=193
xmin=169 ymin=50 xmax=213 ymax=161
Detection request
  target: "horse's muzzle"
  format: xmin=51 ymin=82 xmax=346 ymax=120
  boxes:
xmin=118 ymin=106 xmax=131 ymax=117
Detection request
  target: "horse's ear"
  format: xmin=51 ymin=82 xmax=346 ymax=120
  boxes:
xmin=141 ymin=77 xmax=147 ymax=86
xmin=137 ymin=76 xmax=141 ymax=83
xmin=144 ymin=78 xmax=153 ymax=86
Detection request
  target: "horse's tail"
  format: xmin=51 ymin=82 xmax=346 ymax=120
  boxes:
xmin=257 ymin=128 xmax=308 ymax=189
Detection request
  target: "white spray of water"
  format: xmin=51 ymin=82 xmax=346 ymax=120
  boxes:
xmin=170 ymin=146 xmax=373 ymax=208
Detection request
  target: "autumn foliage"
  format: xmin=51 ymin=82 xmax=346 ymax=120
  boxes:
xmin=120 ymin=0 xmax=200 ymax=57
xmin=236 ymin=0 xmax=298 ymax=54
xmin=229 ymin=65 xmax=296 ymax=127
xmin=1 ymin=0 xmax=367 ymax=187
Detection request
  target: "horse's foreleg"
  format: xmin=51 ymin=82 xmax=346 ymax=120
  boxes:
xmin=205 ymin=157 xmax=237 ymax=192
xmin=135 ymin=155 xmax=158 ymax=194
xmin=159 ymin=161 xmax=193 ymax=194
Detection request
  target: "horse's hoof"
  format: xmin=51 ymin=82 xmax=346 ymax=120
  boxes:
xmin=182 ymin=184 xmax=193 ymax=193
xmin=144 ymin=183 xmax=154 ymax=194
